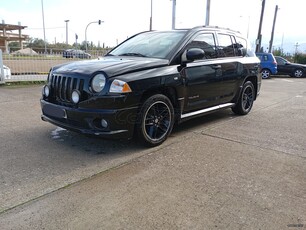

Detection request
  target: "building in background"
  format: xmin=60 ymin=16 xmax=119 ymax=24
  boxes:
xmin=0 ymin=21 xmax=29 ymax=53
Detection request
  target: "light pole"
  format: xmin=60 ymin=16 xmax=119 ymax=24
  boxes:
xmin=85 ymin=20 xmax=104 ymax=52
xmin=205 ymin=0 xmax=211 ymax=26
xmin=240 ymin=15 xmax=250 ymax=39
xmin=171 ymin=0 xmax=176 ymax=29
xmin=149 ymin=0 xmax=153 ymax=30
xmin=64 ymin=20 xmax=69 ymax=45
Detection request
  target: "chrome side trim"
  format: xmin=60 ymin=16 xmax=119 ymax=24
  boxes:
xmin=181 ymin=103 xmax=235 ymax=119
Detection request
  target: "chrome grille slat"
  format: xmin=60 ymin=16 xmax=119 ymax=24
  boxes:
xmin=49 ymin=74 xmax=84 ymax=104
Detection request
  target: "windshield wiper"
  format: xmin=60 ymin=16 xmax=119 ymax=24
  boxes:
xmin=118 ymin=52 xmax=147 ymax=57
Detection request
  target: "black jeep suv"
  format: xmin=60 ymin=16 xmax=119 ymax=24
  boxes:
xmin=41 ymin=26 xmax=261 ymax=146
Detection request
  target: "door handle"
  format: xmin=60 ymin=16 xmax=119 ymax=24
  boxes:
xmin=212 ymin=65 xmax=221 ymax=69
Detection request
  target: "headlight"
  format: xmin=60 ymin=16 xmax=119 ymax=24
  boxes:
xmin=42 ymin=85 xmax=50 ymax=97
xmin=109 ymin=79 xmax=132 ymax=93
xmin=91 ymin=74 xmax=106 ymax=93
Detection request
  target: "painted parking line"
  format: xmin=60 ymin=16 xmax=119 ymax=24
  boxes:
xmin=279 ymin=79 xmax=295 ymax=83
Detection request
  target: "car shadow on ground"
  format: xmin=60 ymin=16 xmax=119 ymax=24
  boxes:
xmin=44 ymin=109 xmax=235 ymax=155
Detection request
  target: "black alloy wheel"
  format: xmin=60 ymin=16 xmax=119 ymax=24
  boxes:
xmin=137 ymin=94 xmax=174 ymax=146
xmin=232 ymin=81 xmax=255 ymax=115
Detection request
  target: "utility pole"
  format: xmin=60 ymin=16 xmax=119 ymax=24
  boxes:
xmin=256 ymin=0 xmax=266 ymax=53
xmin=205 ymin=0 xmax=211 ymax=26
xmin=41 ymin=0 xmax=47 ymax=54
xmin=75 ymin=34 xmax=78 ymax=48
xmin=171 ymin=0 xmax=176 ymax=29
xmin=268 ymin=5 xmax=278 ymax=53
xmin=294 ymin=42 xmax=299 ymax=62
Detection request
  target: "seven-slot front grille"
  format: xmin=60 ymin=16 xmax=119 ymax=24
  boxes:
xmin=50 ymin=74 xmax=85 ymax=103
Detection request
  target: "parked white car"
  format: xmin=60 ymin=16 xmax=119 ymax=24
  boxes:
xmin=1 ymin=65 xmax=11 ymax=80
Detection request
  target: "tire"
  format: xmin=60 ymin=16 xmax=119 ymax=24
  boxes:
xmin=136 ymin=94 xmax=174 ymax=147
xmin=261 ymin=69 xmax=271 ymax=79
xmin=232 ymin=81 xmax=255 ymax=115
xmin=293 ymin=69 xmax=303 ymax=78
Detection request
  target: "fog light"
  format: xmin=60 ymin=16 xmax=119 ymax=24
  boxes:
xmin=71 ymin=90 xmax=80 ymax=104
xmin=43 ymin=85 xmax=50 ymax=97
xmin=101 ymin=119 xmax=108 ymax=128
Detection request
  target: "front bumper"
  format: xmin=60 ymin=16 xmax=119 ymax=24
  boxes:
xmin=40 ymin=100 xmax=138 ymax=139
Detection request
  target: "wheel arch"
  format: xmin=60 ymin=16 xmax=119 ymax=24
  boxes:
xmin=135 ymin=90 xmax=177 ymax=146
xmin=245 ymin=75 xmax=258 ymax=99
xmin=139 ymin=87 xmax=179 ymax=108
xmin=233 ymin=75 xmax=258 ymax=103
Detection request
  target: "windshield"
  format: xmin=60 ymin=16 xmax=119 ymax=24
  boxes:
xmin=108 ymin=31 xmax=187 ymax=59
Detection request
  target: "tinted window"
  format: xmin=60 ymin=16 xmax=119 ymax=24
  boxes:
xmin=217 ymin=33 xmax=236 ymax=57
xmin=235 ymin=36 xmax=247 ymax=56
xmin=184 ymin=33 xmax=217 ymax=59
xmin=276 ymin=57 xmax=286 ymax=65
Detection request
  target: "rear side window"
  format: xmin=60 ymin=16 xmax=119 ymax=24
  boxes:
xmin=235 ymin=36 xmax=248 ymax=57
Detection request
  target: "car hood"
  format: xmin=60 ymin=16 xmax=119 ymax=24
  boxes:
xmin=52 ymin=56 xmax=169 ymax=78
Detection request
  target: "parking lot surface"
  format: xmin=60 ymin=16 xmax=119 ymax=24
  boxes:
xmin=0 ymin=78 xmax=305 ymax=229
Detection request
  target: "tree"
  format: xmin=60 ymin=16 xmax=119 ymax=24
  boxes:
xmin=8 ymin=42 xmax=21 ymax=52
xmin=273 ymin=47 xmax=284 ymax=57
xmin=28 ymin=38 xmax=46 ymax=47
xmin=295 ymin=53 xmax=306 ymax=64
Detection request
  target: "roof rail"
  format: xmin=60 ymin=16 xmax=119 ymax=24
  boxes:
xmin=191 ymin=25 xmax=241 ymax=34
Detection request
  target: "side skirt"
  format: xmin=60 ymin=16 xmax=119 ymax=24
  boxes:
xmin=180 ymin=103 xmax=235 ymax=121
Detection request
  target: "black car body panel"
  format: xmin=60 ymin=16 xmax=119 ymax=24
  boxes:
xmin=41 ymin=26 xmax=261 ymax=145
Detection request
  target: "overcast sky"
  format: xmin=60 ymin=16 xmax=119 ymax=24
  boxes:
xmin=1 ymin=0 xmax=305 ymax=52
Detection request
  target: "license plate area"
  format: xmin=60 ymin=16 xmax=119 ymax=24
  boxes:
xmin=43 ymin=104 xmax=67 ymax=119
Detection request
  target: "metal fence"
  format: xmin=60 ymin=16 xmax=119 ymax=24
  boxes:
xmin=0 ymin=49 xmax=4 ymax=84
xmin=1 ymin=47 xmax=111 ymax=82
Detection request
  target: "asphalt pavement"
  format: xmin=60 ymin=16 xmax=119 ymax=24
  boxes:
xmin=0 ymin=77 xmax=305 ymax=229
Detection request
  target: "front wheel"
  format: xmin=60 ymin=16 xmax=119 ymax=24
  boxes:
xmin=232 ymin=81 xmax=255 ymax=115
xmin=136 ymin=94 xmax=174 ymax=147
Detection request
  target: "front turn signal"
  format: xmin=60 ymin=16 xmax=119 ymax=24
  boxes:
xmin=109 ymin=79 xmax=132 ymax=93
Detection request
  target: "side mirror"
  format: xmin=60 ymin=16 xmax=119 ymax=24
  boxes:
xmin=186 ymin=48 xmax=205 ymax=61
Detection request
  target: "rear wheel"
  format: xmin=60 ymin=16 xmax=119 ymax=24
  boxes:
xmin=261 ymin=69 xmax=271 ymax=79
xmin=293 ymin=69 xmax=303 ymax=78
xmin=136 ymin=94 xmax=174 ymax=147
xmin=232 ymin=81 xmax=255 ymax=115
